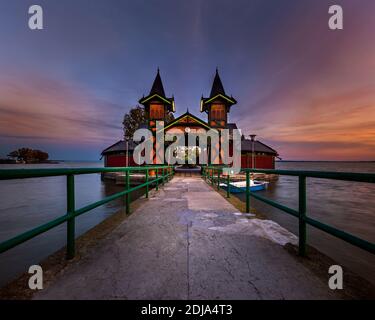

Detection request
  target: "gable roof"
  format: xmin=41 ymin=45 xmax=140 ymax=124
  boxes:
xmin=241 ymin=139 xmax=278 ymax=155
xmin=164 ymin=111 xmax=212 ymax=131
xmin=101 ymin=140 xmax=138 ymax=155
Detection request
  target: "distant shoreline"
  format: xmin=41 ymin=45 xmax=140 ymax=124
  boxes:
xmin=0 ymin=160 xmax=60 ymax=164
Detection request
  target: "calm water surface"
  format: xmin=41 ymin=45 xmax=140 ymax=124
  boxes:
xmin=0 ymin=162 xmax=140 ymax=287
xmin=237 ymin=161 xmax=375 ymax=285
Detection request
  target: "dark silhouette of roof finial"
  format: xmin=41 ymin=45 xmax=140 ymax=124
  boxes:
xmin=210 ymin=68 xmax=225 ymax=97
xmin=150 ymin=68 xmax=165 ymax=96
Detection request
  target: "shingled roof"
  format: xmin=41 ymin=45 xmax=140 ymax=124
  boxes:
xmin=225 ymin=123 xmax=238 ymax=130
xmin=101 ymin=140 xmax=138 ymax=155
xmin=139 ymin=69 xmax=175 ymax=112
xmin=241 ymin=139 xmax=278 ymax=155
xmin=201 ymin=69 xmax=237 ymax=112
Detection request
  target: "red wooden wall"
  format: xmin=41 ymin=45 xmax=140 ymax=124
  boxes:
xmin=240 ymin=155 xmax=275 ymax=169
xmin=105 ymin=154 xmax=275 ymax=169
xmin=105 ymin=155 xmax=139 ymax=167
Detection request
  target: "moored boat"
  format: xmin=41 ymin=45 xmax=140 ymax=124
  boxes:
xmin=219 ymin=180 xmax=268 ymax=193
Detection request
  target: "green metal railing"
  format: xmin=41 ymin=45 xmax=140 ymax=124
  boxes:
xmin=202 ymin=166 xmax=375 ymax=256
xmin=0 ymin=166 xmax=174 ymax=259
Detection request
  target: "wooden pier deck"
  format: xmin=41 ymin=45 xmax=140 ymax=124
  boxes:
xmin=34 ymin=176 xmax=340 ymax=300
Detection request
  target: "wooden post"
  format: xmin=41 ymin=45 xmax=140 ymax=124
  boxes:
xmin=126 ymin=170 xmax=130 ymax=214
xmin=246 ymin=171 xmax=250 ymax=213
xmin=66 ymin=174 xmax=75 ymax=260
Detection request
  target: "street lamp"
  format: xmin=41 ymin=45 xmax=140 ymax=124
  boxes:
xmin=125 ymin=138 xmax=129 ymax=167
xmin=249 ymin=134 xmax=256 ymax=169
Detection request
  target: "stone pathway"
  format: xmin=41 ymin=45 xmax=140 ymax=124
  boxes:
xmin=35 ymin=176 xmax=339 ymax=299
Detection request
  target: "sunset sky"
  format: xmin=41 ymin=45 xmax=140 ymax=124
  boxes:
xmin=0 ymin=0 xmax=374 ymax=161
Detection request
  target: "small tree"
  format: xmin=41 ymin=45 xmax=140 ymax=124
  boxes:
xmin=17 ymin=148 xmax=34 ymax=162
xmin=123 ymin=106 xmax=175 ymax=140
xmin=7 ymin=148 xmax=49 ymax=162
xmin=123 ymin=106 xmax=146 ymax=140
xmin=33 ymin=150 xmax=49 ymax=161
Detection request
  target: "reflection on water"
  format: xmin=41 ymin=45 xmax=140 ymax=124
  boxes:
xmin=0 ymin=162 xmax=145 ymax=287
xmin=237 ymin=161 xmax=375 ymax=285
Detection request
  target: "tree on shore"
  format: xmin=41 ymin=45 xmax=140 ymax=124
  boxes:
xmin=122 ymin=105 xmax=174 ymax=140
xmin=7 ymin=148 xmax=49 ymax=162
xmin=123 ymin=106 xmax=146 ymax=140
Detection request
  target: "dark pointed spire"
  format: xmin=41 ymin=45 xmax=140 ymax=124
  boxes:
xmin=210 ymin=68 xmax=226 ymax=97
xmin=150 ymin=68 xmax=166 ymax=96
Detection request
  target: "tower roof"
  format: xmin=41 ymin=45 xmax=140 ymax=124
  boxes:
xmin=149 ymin=68 xmax=166 ymax=96
xmin=139 ymin=69 xmax=175 ymax=112
xmin=200 ymin=69 xmax=237 ymax=112
xmin=209 ymin=69 xmax=226 ymax=97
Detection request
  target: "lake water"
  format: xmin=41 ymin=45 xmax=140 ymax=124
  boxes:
xmin=236 ymin=161 xmax=375 ymax=285
xmin=0 ymin=161 xmax=136 ymax=287
xmin=0 ymin=161 xmax=374 ymax=288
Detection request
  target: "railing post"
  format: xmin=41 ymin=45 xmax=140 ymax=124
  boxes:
xmin=246 ymin=171 xmax=250 ymax=213
xmin=162 ymin=167 xmax=165 ymax=185
xmin=211 ymin=169 xmax=214 ymax=186
xmin=146 ymin=168 xmax=149 ymax=198
xmin=226 ymin=173 xmax=230 ymax=198
xmin=217 ymin=170 xmax=221 ymax=190
xmin=126 ymin=170 xmax=130 ymax=214
xmin=66 ymin=174 xmax=75 ymax=260
xmin=298 ymin=175 xmax=307 ymax=256
xmin=156 ymin=168 xmax=159 ymax=191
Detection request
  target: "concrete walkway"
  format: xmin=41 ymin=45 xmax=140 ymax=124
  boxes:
xmin=35 ymin=176 xmax=339 ymax=300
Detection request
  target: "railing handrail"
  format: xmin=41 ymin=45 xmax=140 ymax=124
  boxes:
xmin=201 ymin=166 xmax=375 ymax=256
xmin=0 ymin=165 xmax=174 ymax=258
xmin=203 ymin=166 xmax=375 ymax=183
xmin=0 ymin=165 xmax=171 ymax=180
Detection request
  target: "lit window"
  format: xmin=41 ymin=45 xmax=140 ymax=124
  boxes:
xmin=150 ymin=104 xmax=164 ymax=119
xmin=211 ymin=104 xmax=225 ymax=120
